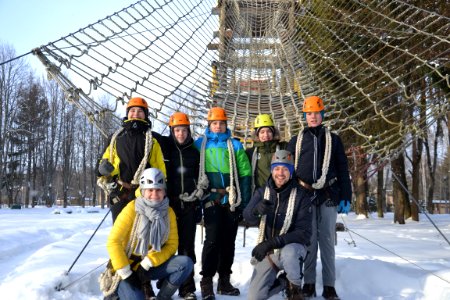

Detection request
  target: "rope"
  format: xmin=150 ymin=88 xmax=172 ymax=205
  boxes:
xmin=97 ymin=126 xmax=153 ymax=194
xmin=99 ymin=213 xmax=140 ymax=297
xmin=346 ymin=228 xmax=450 ymax=285
xmin=131 ymin=129 xmax=153 ymax=186
xmin=251 ymin=184 xmax=298 ymax=265
xmin=226 ymin=138 xmax=242 ymax=212
xmin=294 ymin=127 xmax=332 ymax=189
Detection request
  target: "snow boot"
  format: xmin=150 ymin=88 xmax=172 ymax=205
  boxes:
xmin=179 ymin=275 xmax=197 ymax=300
xmin=302 ymin=283 xmax=316 ymax=298
xmin=217 ymin=275 xmax=240 ymax=296
xmin=200 ymin=277 xmax=215 ymax=300
xmin=287 ymin=282 xmax=304 ymax=300
xmin=157 ymin=280 xmax=178 ymax=300
xmin=322 ymin=286 xmax=340 ymax=300
xmin=142 ymin=281 xmax=156 ymax=300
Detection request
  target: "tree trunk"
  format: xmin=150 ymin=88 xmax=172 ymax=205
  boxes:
xmin=424 ymin=120 xmax=442 ymax=213
xmin=355 ymin=172 xmax=368 ymax=217
xmin=391 ymin=153 xmax=409 ymax=224
xmin=376 ymin=164 xmax=385 ymax=218
xmin=410 ymin=139 xmax=421 ymax=221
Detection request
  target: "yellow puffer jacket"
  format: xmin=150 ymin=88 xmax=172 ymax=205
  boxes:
xmin=107 ymin=200 xmax=178 ymax=272
xmin=102 ymin=137 xmax=166 ymax=180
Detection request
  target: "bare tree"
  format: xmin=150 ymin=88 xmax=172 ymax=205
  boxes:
xmin=0 ymin=44 xmax=27 ymax=206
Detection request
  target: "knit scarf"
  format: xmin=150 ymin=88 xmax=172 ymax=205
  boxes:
xmin=134 ymin=196 xmax=170 ymax=255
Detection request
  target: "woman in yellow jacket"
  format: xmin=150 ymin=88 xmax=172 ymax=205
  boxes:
xmin=107 ymin=168 xmax=193 ymax=300
xmin=98 ymin=97 xmax=166 ymax=222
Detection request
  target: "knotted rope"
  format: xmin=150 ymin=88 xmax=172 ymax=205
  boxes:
xmin=97 ymin=127 xmax=153 ymax=193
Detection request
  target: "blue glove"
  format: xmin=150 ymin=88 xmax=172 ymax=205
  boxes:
xmin=338 ymin=200 xmax=350 ymax=214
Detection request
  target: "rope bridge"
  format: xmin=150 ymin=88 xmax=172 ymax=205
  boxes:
xmin=33 ymin=0 xmax=449 ymax=166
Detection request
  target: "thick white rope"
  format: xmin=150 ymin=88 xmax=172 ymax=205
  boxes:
xmin=99 ymin=213 xmax=139 ymax=296
xmin=294 ymin=127 xmax=332 ymax=189
xmin=187 ymin=135 xmax=210 ymax=202
xmin=97 ymin=127 xmax=153 ymax=193
xmin=251 ymin=184 xmax=298 ymax=267
xmin=227 ymin=138 xmax=242 ymax=212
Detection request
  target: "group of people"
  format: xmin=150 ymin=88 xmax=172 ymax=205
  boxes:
xmin=97 ymin=95 xmax=352 ymax=300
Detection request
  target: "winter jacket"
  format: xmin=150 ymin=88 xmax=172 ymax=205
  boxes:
xmin=246 ymin=140 xmax=287 ymax=192
xmin=107 ymin=200 xmax=178 ymax=272
xmin=286 ymin=125 xmax=352 ymax=205
xmin=194 ymin=128 xmax=252 ymax=208
xmin=243 ymin=177 xmax=312 ymax=247
xmin=159 ymin=133 xmax=200 ymax=209
xmin=101 ymin=121 xmax=166 ymax=183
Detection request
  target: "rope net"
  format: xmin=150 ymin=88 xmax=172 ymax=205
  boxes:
xmin=33 ymin=0 xmax=449 ymax=166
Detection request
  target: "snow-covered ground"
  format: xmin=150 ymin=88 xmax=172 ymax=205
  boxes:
xmin=0 ymin=206 xmax=449 ymax=299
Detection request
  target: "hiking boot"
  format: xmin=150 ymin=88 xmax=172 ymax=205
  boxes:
xmin=142 ymin=281 xmax=156 ymax=300
xmin=322 ymin=286 xmax=340 ymax=300
xmin=287 ymin=282 xmax=304 ymax=300
xmin=180 ymin=292 xmax=197 ymax=300
xmin=179 ymin=276 xmax=197 ymax=300
xmin=302 ymin=283 xmax=316 ymax=298
xmin=200 ymin=277 xmax=215 ymax=300
xmin=217 ymin=275 xmax=240 ymax=296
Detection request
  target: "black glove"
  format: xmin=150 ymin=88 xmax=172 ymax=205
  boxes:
xmin=136 ymin=265 xmax=151 ymax=283
xmin=253 ymin=200 xmax=274 ymax=216
xmin=251 ymin=238 xmax=277 ymax=262
xmin=98 ymin=159 xmax=114 ymax=176
xmin=124 ymin=272 xmax=141 ymax=289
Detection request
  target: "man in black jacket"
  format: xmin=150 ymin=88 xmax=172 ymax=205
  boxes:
xmin=287 ymin=96 xmax=352 ymax=300
xmin=158 ymin=112 xmax=201 ymax=300
xmin=244 ymin=150 xmax=312 ymax=300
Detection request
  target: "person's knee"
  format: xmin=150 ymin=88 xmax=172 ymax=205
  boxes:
xmin=282 ymin=243 xmax=306 ymax=259
xmin=176 ymin=255 xmax=194 ymax=271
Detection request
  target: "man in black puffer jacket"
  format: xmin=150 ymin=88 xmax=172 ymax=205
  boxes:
xmin=287 ymin=95 xmax=352 ymax=300
xmin=158 ymin=112 xmax=201 ymax=300
xmin=244 ymin=150 xmax=312 ymax=300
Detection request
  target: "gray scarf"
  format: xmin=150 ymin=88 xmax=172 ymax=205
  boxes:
xmin=134 ymin=196 xmax=170 ymax=255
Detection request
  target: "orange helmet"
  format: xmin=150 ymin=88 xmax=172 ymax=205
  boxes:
xmin=302 ymin=96 xmax=325 ymax=112
xmin=127 ymin=97 xmax=149 ymax=110
xmin=207 ymin=107 xmax=227 ymax=121
xmin=169 ymin=112 xmax=190 ymax=126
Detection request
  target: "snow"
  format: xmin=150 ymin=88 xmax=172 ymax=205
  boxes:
xmin=1 ymin=206 xmax=450 ymax=300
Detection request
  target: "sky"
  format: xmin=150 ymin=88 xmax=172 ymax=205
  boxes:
xmin=0 ymin=207 xmax=449 ymax=300
xmin=0 ymin=0 xmax=134 ymax=71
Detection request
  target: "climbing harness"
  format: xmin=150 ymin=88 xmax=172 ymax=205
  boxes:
xmin=197 ymin=135 xmax=242 ymax=212
xmin=97 ymin=126 xmax=153 ymax=197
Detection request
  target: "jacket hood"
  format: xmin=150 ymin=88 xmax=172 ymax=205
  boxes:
xmin=205 ymin=127 xmax=231 ymax=142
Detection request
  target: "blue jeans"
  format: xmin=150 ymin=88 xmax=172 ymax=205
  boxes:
xmin=248 ymin=243 xmax=307 ymax=300
xmin=117 ymin=255 xmax=193 ymax=300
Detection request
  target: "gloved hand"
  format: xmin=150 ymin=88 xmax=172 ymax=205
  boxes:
xmin=98 ymin=159 xmax=114 ymax=176
xmin=251 ymin=238 xmax=277 ymax=261
xmin=124 ymin=272 xmax=141 ymax=289
xmin=253 ymin=200 xmax=274 ymax=216
xmin=338 ymin=200 xmax=351 ymax=214
xmin=136 ymin=265 xmax=151 ymax=283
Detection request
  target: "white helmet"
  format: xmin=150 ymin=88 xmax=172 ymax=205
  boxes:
xmin=139 ymin=168 xmax=166 ymax=190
